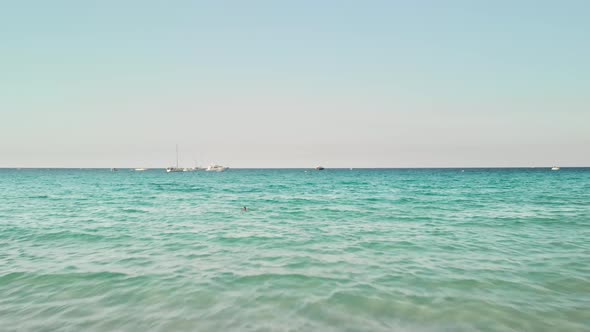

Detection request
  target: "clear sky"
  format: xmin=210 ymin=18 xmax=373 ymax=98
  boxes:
xmin=1 ymin=0 xmax=588 ymax=168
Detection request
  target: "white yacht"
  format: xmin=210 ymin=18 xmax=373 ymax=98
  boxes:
xmin=551 ymin=166 xmax=560 ymax=171
xmin=134 ymin=168 xmax=148 ymax=172
xmin=206 ymin=164 xmax=228 ymax=172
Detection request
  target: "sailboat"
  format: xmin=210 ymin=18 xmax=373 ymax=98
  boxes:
xmin=166 ymin=145 xmax=183 ymax=173
xmin=183 ymin=165 xmax=206 ymax=172
xmin=206 ymin=164 xmax=228 ymax=172
xmin=183 ymin=158 xmax=206 ymax=172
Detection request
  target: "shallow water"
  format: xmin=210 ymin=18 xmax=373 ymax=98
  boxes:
xmin=1 ymin=168 xmax=589 ymax=331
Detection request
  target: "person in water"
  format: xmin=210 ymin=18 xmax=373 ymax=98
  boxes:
xmin=242 ymin=206 xmax=248 ymax=212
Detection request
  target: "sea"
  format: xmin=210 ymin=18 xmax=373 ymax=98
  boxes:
xmin=1 ymin=168 xmax=589 ymax=332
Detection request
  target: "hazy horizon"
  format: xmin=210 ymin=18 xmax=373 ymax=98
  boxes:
xmin=2 ymin=1 xmax=589 ymax=168
xmin=1 ymin=165 xmax=588 ymax=170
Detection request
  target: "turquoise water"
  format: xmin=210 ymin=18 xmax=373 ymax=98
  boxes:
xmin=1 ymin=168 xmax=589 ymax=331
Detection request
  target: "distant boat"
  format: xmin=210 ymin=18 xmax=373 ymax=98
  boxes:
xmin=166 ymin=145 xmax=183 ymax=173
xmin=315 ymin=166 xmax=325 ymax=170
xmin=183 ymin=167 xmax=205 ymax=172
xmin=551 ymin=166 xmax=560 ymax=171
xmin=182 ymin=161 xmax=206 ymax=172
xmin=111 ymin=168 xmax=118 ymax=172
xmin=134 ymin=168 xmax=148 ymax=172
xmin=206 ymin=164 xmax=228 ymax=172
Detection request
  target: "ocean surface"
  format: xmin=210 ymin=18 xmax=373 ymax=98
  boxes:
xmin=1 ymin=168 xmax=589 ymax=332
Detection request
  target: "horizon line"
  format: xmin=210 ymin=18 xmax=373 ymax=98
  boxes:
xmin=1 ymin=166 xmax=586 ymax=170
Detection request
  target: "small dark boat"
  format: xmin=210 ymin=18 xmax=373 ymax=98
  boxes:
xmin=315 ymin=166 xmax=325 ymax=170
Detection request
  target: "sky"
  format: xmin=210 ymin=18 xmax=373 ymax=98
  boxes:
xmin=1 ymin=0 xmax=589 ymax=168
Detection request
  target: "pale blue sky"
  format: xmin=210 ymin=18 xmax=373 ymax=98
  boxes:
xmin=1 ymin=1 xmax=588 ymax=167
